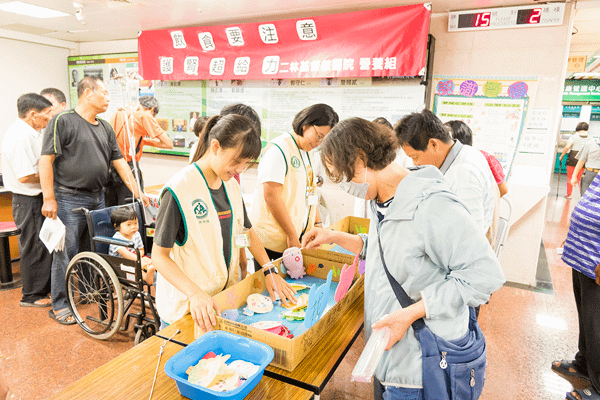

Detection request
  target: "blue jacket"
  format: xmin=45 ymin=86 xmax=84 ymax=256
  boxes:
xmin=359 ymin=165 xmax=505 ymax=388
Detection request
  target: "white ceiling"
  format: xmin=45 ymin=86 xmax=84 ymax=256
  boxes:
xmin=0 ymin=0 xmax=599 ymax=63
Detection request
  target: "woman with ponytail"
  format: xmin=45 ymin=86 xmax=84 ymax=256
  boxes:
xmin=152 ymin=114 xmax=297 ymax=332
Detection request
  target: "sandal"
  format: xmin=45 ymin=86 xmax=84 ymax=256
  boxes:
xmin=48 ymin=309 xmax=77 ymax=325
xmin=19 ymin=298 xmax=52 ymax=308
xmin=552 ymin=359 xmax=589 ymax=380
xmin=566 ymin=388 xmax=600 ymax=400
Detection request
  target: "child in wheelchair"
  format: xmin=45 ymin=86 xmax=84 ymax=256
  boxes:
xmin=109 ymin=206 xmax=156 ymax=284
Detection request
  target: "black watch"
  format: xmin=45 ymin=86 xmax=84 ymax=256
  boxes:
xmin=263 ymin=265 xmax=279 ymax=276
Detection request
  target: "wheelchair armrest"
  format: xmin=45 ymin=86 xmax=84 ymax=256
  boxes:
xmin=93 ymin=235 xmax=136 ymax=249
xmin=72 ymin=207 xmax=89 ymax=214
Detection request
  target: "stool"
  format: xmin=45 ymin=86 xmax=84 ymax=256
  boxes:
xmin=0 ymin=221 xmax=21 ymax=289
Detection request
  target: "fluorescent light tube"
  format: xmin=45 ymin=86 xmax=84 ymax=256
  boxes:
xmin=0 ymin=1 xmax=70 ymax=18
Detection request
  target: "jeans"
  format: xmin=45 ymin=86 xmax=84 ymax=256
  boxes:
xmin=374 ymin=377 xmax=424 ymax=400
xmin=12 ymin=193 xmax=52 ymax=303
xmin=51 ymin=185 xmax=105 ymax=311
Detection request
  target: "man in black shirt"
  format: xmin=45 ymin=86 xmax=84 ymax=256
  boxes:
xmin=40 ymin=76 xmax=149 ymax=325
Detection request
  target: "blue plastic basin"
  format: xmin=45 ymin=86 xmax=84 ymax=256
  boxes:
xmin=164 ymin=330 xmax=274 ymax=400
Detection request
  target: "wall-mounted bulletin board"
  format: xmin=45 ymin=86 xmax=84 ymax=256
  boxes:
xmin=146 ymin=77 xmax=427 ymax=156
xmin=432 ymin=75 xmax=539 ymax=179
xmin=67 ymin=52 xmax=139 ymax=120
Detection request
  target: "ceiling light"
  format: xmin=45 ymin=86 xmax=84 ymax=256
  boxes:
xmin=0 ymin=1 xmax=70 ymax=18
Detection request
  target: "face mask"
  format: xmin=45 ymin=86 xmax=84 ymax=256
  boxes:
xmin=338 ymin=169 xmax=369 ymax=199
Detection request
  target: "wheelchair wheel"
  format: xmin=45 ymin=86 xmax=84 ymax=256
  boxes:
xmin=134 ymin=323 xmax=157 ymax=346
xmin=65 ymin=252 xmax=124 ymax=340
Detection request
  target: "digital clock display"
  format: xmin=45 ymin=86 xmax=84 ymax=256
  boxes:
xmin=516 ymin=8 xmax=542 ymax=25
xmin=448 ymin=4 xmax=565 ymax=32
xmin=457 ymin=12 xmax=491 ymax=28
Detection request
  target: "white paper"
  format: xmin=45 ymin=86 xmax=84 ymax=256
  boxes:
xmin=39 ymin=217 xmax=66 ymax=252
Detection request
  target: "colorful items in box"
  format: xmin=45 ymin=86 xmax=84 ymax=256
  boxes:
xmin=186 ymin=352 xmax=260 ymax=392
xmin=246 ymin=293 xmax=273 ymax=314
xmin=282 ymin=247 xmax=304 ymax=279
xmin=304 ymin=270 xmax=333 ymax=329
xmin=249 ymin=321 xmax=294 ymax=338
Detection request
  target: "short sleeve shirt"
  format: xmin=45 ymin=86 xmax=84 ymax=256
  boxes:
xmin=110 ymin=109 xmax=165 ymax=162
xmin=108 ymin=231 xmax=144 ymax=257
xmin=1 ymin=119 xmax=43 ymax=196
xmin=41 ymin=110 xmax=123 ymax=190
xmin=576 ymin=141 xmax=600 ymax=169
xmin=480 ymin=150 xmax=505 ymax=185
xmin=154 ymin=185 xmax=252 ymax=268
xmin=257 ymin=141 xmax=310 ymax=185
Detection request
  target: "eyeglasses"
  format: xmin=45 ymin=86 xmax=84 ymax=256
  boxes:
xmin=313 ymin=126 xmax=326 ymax=143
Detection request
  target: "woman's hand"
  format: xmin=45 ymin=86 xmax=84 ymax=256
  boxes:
xmin=264 ymin=272 xmax=297 ymax=307
xmin=371 ymin=301 xmax=426 ymax=351
xmin=189 ymin=290 xmax=221 ymax=333
xmin=570 ymin=177 xmax=578 ymax=187
xmin=301 ymin=227 xmax=332 ymax=250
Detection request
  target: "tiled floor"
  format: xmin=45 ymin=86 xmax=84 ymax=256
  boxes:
xmin=0 ymin=175 xmax=594 ymax=399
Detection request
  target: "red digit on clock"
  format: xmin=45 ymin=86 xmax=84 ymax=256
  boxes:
xmin=481 ymin=12 xmax=491 ymax=27
xmin=529 ymin=8 xmax=541 ymax=24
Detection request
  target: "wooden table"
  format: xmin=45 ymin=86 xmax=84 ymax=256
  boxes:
xmin=49 ymin=333 xmax=314 ymax=400
xmin=161 ymin=293 xmax=365 ymax=399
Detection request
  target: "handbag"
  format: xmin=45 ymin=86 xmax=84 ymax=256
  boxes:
xmin=376 ymin=223 xmax=487 ymax=400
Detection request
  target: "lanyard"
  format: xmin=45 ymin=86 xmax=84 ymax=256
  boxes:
xmin=288 ymin=132 xmax=315 ymax=192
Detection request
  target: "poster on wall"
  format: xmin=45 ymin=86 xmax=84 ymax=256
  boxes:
xmin=148 ymin=77 xmax=427 ymax=156
xmin=432 ymin=76 xmax=538 ymax=179
xmin=67 ymin=53 xmax=427 ymax=158
xmin=67 ymin=52 xmax=139 ymax=120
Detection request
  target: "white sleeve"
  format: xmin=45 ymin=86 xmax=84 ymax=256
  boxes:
xmin=8 ymin=137 xmax=38 ymax=179
xmin=257 ymin=145 xmax=286 ymax=184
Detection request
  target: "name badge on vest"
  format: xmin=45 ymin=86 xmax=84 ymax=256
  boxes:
xmin=236 ymin=228 xmax=250 ymax=248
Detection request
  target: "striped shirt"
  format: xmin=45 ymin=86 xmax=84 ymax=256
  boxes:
xmin=562 ymin=173 xmax=600 ymax=279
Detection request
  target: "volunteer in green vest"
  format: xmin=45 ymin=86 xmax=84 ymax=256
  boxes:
xmin=152 ymin=114 xmax=297 ymax=332
xmin=251 ymin=104 xmax=339 ymax=267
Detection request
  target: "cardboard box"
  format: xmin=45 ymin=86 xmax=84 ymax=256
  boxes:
xmin=327 ymin=216 xmax=370 ymax=235
xmin=196 ymin=248 xmax=363 ymax=371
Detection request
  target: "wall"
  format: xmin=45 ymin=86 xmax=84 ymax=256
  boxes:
xmin=429 ymin=6 xmax=574 ymax=285
xmin=0 ymin=36 xmax=71 ymax=161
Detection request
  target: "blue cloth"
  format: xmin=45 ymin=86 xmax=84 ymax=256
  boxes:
xmin=358 ymin=165 xmax=505 ymax=388
xmin=383 ymin=386 xmax=424 ymax=400
xmin=51 ymin=185 xmax=105 ymax=311
xmin=109 ymin=231 xmax=144 ymax=257
xmin=562 ymin=173 xmax=600 ymax=279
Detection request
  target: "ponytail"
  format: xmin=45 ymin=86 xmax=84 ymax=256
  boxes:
xmin=191 ymin=115 xmax=221 ymax=163
xmin=190 ymin=114 xmax=261 ymax=165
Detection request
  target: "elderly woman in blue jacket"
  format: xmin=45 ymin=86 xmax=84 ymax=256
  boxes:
xmin=302 ymin=117 xmax=505 ymax=400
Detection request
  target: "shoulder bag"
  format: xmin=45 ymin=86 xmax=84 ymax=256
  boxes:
xmin=376 ymin=223 xmax=487 ymax=400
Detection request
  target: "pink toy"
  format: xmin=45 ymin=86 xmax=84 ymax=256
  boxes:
xmin=334 ymin=262 xmax=355 ymax=302
xmin=283 ymin=247 xmax=304 ymax=279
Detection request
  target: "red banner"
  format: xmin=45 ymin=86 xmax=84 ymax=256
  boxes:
xmin=138 ymin=4 xmax=431 ymax=81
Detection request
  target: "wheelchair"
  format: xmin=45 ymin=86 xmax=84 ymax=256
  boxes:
xmin=64 ymin=201 xmax=160 ymax=345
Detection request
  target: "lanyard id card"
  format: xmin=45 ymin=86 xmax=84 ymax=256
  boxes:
xmin=235 ymin=228 xmax=250 ymax=248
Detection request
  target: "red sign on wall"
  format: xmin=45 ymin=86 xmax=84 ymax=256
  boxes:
xmin=138 ymin=4 xmax=431 ymax=81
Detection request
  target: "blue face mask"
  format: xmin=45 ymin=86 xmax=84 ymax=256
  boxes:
xmin=338 ymin=169 xmax=369 ymax=199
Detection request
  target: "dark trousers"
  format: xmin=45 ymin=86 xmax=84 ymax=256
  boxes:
xmin=252 ymin=248 xmax=283 ymax=271
xmin=573 ymin=268 xmax=600 ymax=393
xmin=580 ymin=169 xmax=598 ymax=196
xmin=12 ymin=193 xmax=52 ymax=302
xmin=105 ymin=161 xmax=144 ymax=207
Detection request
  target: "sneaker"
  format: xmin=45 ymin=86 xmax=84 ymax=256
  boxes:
xmin=564 ymin=195 xmax=572 ymax=199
